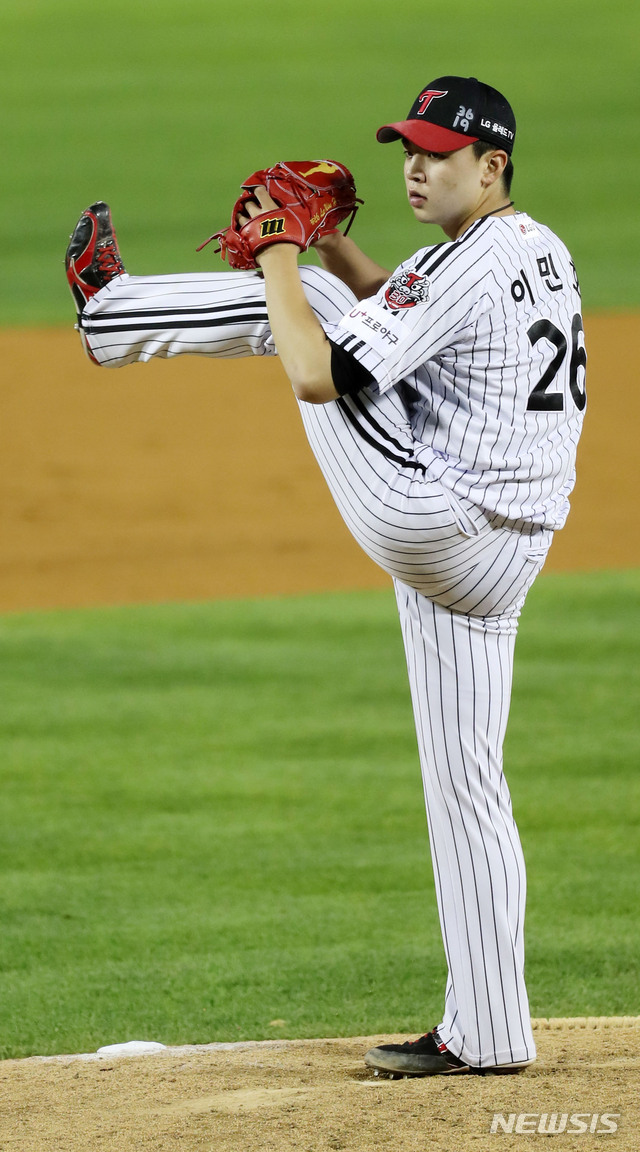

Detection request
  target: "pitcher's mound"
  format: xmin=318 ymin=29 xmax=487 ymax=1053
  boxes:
xmin=2 ymin=1017 xmax=638 ymax=1151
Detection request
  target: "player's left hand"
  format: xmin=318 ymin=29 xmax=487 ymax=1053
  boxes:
xmin=237 ymin=186 xmax=279 ymax=227
xmin=197 ymin=160 xmax=362 ymax=270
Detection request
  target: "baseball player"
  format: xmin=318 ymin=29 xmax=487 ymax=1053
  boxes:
xmin=65 ymin=76 xmax=586 ymax=1076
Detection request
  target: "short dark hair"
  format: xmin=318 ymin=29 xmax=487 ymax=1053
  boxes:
xmin=472 ymin=139 xmax=514 ymax=195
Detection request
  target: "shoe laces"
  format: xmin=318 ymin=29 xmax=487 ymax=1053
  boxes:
xmin=96 ymin=242 xmax=124 ymax=280
xmin=401 ymin=1029 xmax=459 ymax=1060
xmin=399 ymin=1030 xmax=436 ymax=1050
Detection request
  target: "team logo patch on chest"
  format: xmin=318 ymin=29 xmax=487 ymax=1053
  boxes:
xmin=384 ymin=270 xmax=430 ymax=310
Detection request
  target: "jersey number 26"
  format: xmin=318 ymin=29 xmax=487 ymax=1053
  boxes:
xmin=526 ymin=313 xmax=586 ymax=412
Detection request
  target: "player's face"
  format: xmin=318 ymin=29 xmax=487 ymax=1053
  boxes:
xmin=403 ymin=140 xmax=501 ymax=239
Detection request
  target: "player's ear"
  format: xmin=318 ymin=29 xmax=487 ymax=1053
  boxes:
xmin=481 ymin=150 xmax=508 ymax=187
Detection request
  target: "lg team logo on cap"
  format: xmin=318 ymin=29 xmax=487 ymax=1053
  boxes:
xmin=416 ymin=89 xmax=448 ymax=115
xmin=385 ymin=270 xmax=430 ymax=310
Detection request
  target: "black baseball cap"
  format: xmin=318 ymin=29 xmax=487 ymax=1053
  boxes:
xmin=377 ymin=76 xmax=516 ymax=154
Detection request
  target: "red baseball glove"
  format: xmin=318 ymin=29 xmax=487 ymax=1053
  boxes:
xmin=197 ymin=160 xmax=362 ymax=270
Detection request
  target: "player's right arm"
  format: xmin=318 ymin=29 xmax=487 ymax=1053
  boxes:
xmin=312 ymin=231 xmax=390 ymax=300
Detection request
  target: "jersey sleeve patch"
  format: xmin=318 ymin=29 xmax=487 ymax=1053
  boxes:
xmin=383 ymin=270 xmax=431 ymax=310
xmin=337 ymin=302 xmax=407 ymax=357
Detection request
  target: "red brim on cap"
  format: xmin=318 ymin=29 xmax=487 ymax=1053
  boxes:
xmin=376 ymin=120 xmax=478 ymax=152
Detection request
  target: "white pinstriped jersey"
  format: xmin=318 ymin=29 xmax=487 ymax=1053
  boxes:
xmin=325 ymin=212 xmax=586 ymax=528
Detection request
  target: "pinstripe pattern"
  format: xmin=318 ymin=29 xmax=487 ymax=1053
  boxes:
xmin=394 ymin=583 xmax=535 ymax=1067
xmin=82 ymin=270 xmax=273 ymax=365
xmin=327 ymin=213 xmax=586 ymax=528
xmin=296 ymin=385 xmax=550 ymax=613
xmin=77 ymin=238 xmax=580 ymax=1068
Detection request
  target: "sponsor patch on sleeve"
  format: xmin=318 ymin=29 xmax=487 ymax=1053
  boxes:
xmin=337 ymin=302 xmax=407 ymax=355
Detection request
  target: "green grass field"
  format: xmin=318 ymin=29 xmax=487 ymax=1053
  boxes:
xmin=0 ymin=0 xmax=638 ymax=1062
xmin=1 ymin=0 xmax=638 ymax=323
xmin=1 ymin=573 xmax=638 ymax=1059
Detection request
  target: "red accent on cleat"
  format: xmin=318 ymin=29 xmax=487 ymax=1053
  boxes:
xmin=65 ymin=202 xmax=126 ymax=318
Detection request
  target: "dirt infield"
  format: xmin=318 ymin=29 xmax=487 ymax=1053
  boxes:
xmin=1 ymin=1019 xmax=638 ymax=1151
xmin=0 ymin=313 xmax=637 ymax=613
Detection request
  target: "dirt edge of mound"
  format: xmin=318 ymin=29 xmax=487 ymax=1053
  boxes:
xmin=8 ymin=1015 xmax=640 ymax=1067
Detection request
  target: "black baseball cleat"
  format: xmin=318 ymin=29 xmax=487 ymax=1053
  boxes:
xmin=364 ymin=1029 xmax=533 ymax=1078
xmin=65 ymin=201 xmax=126 ymax=320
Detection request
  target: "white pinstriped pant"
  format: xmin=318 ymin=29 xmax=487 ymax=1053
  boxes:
xmin=82 ymin=265 xmax=552 ymax=1067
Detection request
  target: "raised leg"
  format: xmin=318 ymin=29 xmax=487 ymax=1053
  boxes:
xmin=80 ymin=265 xmax=359 ymax=366
xmin=81 ymin=264 xmax=550 ymax=606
